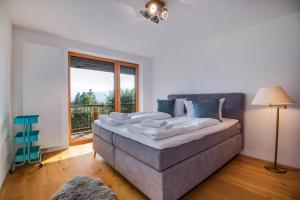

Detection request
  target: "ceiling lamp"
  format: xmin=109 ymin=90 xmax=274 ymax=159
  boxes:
xmin=140 ymin=0 xmax=168 ymax=24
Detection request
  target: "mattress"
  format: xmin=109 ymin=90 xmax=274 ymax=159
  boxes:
xmin=94 ymin=118 xmax=239 ymax=149
xmin=93 ymin=119 xmax=241 ymax=171
xmin=93 ymin=123 xmax=113 ymax=144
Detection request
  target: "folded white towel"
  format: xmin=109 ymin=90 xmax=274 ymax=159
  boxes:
xmin=128 ymin=118 xmax=220 ymax=140
xmin=109 ymin=112 xmax=130 ymax=120
xmin=99 ymin=116 xmax=129 ymax=126
xmin=109 ymin=112 xmax=128 ymax=117
xmin=140 ymin=119 xmax=167 ymax=128
xmin=128 ymin=123 xmax=173 ymax=137
xmin=99 ymin=112 xmax=172 ymax=126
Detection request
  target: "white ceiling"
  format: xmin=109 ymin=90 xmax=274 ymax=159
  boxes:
xmin=7 ymin=0 xmax=300 ymax=58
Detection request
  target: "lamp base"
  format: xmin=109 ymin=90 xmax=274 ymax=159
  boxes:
xmin=265 ymin=163 xmax=287 ymax=173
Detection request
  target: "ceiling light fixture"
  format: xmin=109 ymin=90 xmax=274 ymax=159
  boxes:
xmin=140 ymin=0 xmax=168 ymax=24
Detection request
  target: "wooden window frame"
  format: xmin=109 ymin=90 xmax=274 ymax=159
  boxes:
xmin=68 ymin=51 xmax=139 ymax=145
xmin=117 ymin=60 xmax=140 ymax=113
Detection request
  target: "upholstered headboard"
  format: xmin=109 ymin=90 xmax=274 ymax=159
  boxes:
xmin=168 ymin=93 xmax=245 ymax=128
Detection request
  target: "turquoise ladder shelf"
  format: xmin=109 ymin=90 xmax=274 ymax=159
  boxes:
xmin=10 ymin=115 xmax=43 ymax=173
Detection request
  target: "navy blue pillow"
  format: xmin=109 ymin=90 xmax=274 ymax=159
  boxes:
xmin=157 ymin=99 xmax=175 ymax=117
xmin=193 ymin=99 xmax=221 ymax=121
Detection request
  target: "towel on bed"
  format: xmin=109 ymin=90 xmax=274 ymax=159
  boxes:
xmin=140 ymin=119 xmax=168 ymax=128
xmin=109 ymin=112 xmax=131 ymax=120
xmin=99 ymin=112 xmax=172 ymax=126
xmin=128 ymin=118 xmax=220 ymax=140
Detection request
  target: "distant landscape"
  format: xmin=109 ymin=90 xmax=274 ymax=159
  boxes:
xmin=71 ymin=90 xmax=111 ymax=103
xmin=71 ymin=88 xmax=135 ymax=106
xmin=71 ymin=88 xmax=135 ymax=113
xmin=94 ymin=91 xmax=111 ymax=103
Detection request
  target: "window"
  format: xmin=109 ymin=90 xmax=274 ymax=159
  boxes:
xmin=68 ymin=52 xmax=139 ymax=144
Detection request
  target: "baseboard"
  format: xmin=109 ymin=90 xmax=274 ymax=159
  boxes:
xmin=240 ymin=152 xmax=300 ymax=170
xmin=42 ymin=146 xmax=68 ymax=154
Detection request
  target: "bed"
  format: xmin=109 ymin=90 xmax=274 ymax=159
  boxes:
xmin=93 ymin=93 xmax=245 ymax=200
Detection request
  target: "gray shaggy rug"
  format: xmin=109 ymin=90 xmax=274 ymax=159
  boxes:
xmin=51 ymin=176 xmax=117 ymax=200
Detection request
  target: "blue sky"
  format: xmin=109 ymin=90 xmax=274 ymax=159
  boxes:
xmin=71 ymin=68 xmax=135 ymax=98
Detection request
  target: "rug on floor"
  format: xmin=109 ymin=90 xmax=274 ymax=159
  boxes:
xmin=51 ymin=176 xmax=117 ymax=200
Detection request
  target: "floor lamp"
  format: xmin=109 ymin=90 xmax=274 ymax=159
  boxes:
xmin=252 ymin=86 xmax=294 ymax=173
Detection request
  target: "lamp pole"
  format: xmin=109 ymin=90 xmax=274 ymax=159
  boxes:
xmin=274 ymin=106 xmax=279 ymax=168
xmin=265 ymin=105 xmax=287 ymax=173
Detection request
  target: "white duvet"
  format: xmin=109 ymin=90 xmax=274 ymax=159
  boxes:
xmin=127 ymin=117 xmax=220 ymax=140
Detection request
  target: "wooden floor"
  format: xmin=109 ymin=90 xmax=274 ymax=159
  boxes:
xmin=1 ymin=143 xmax=299 ymax=200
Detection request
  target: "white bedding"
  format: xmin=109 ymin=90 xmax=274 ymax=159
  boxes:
xmin=99 ymin=112 xmax=171 ymax=126
xmin=127 ymin=118 xmax=220 ymax=140
xmin=94 ymin=117 xmax=239 ymax=149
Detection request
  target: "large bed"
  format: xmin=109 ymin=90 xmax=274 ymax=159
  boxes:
xmin=93 ymin=93 xmax=245 ymax=200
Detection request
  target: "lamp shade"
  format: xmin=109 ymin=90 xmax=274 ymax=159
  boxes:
xmin=252 ymin=86 xmax=294 ymax=106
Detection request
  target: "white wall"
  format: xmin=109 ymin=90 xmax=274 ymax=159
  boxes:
xmin=22 ymin=43 xmax=63 ymax=149
xmin=12 ymin=27 xmax=153 ymax=150
xmin=0 ymin=0 xmax=12 ymax=188
xmin=153 ymin=13 xmax=300 ymax=168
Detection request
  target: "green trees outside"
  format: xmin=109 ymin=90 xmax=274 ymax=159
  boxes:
xmin=104 ymin=90 xmax=114 ymax=106
xmin=73 ymin=89 xmax=98 ymax=105
xmin=71 ymin=88 xmax=135 ymax=133
xmin=72 ymin=88 xmax=135 ymax=107
xmin=121 ymin=89 xmax=135 ymax=107
xmin=121 ymin=89 xmax=136 ymax=112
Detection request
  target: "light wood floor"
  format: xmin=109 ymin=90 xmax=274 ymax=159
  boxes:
xmin=0 ymin=143 xmax=299 ymax=200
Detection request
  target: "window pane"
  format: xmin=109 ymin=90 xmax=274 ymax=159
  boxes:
xmin=120 ymin=65 xmax=136 ymax=113
xmin=70 ymin=55 xmax=115 ymax=143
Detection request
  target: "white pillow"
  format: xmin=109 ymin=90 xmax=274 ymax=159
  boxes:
xmin=183 ymin=100 xmax=194 ymax=117
xmin=184 ymin=98 xmax=226 ymax=119
xmin=174 ymin=98 xmax=186 ymax=117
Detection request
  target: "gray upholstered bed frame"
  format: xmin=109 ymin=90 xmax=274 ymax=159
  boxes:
xmin=93 ymin=93 xmax=245 ymax=200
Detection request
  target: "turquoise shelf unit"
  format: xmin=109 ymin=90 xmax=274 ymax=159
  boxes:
xmin=10 ymin=115 xmax=43 ymax=173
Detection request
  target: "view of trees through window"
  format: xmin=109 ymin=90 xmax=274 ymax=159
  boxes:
xmin=72 ymin=88 xmax=135 ymax=113
xmin=69 ymin=52 xmax=138 ymax=143
xmin=70 ymin=88 xmax=135 ymax=135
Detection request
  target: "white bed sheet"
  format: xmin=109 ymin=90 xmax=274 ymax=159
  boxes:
xmin=94 ymin=117 xmax=239 ymax=150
